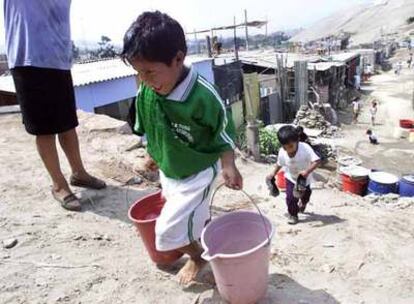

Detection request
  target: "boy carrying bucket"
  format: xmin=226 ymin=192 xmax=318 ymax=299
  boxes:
xmin=267 ymin=126 xmax=320 ymax=225
xmin=121 ymin=11 xmax=243 ymax=285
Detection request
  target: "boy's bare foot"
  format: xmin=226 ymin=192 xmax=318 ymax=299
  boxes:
xmin=177 ymin=258 xmax=206 ymax=285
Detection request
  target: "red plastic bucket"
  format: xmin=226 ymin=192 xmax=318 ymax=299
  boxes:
xmin=128 ymin=191 xmax=183 ymax=265
xmin=399 ymin=119 xmax=414 ymax=129
xmin=276 ymin=170 xmax=286 ymax=191
xmin=341 ymin=174 xmax=368 ymax=196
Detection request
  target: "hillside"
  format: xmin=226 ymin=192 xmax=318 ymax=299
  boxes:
xmin=291 ymin=0 xmax=414 ymax=45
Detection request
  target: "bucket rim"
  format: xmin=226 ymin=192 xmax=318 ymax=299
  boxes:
xmin=402 ymin=175 xmax=414 ymax=184
xmin=368 ymin=171 xmax=399 ymax=184
xmin=201 ymin=211 xmax=275 ymax=261
xmin=128 ymin=190 xmax=162 ymax=224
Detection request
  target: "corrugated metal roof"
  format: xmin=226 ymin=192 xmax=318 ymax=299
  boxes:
xmin=73 ymin=57 xmax=213 ymax=86
xmin=0 ymin=58 xmax=138 ymax=94
xmin=0 ymin=53 xmax=356 ymax=93
xmin=0 ymin=57 xmax=216 ymax=94
xmin=72 ymin=58 xmax=137 ymax=87
xmin=185 ymin=56 xmax=213 ymax=65
xmin=208 ymin=50 xmax=347 ymax=71
xmin=329 ymin=52 xmax=359 ymax=62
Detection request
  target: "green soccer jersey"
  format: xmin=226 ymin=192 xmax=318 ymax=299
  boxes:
xmin=134 ymin=67 xmax=236 ymax=179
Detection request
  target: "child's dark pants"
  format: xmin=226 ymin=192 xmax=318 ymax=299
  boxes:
xmin=286 ymin=179 xmax=312 ymax=216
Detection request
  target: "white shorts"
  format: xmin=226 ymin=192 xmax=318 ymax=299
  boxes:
xmin=155 ymin=163 xmax=220 ymax=251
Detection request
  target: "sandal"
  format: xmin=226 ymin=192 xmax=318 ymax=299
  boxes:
xmin=70 ymin=175 xmax=106 ymax=190
xmin=52 ymin=191 xmax=82 ymax=212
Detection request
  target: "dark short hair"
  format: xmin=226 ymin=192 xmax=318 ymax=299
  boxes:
xmin=278 ymin=125 xmax=299 ymax=145
xmin=366 ymin=129 xmax=372 ymax=135
xmin=121 ymin=11 xmax=187 ymax=65
xmin=296 ymin=126 xmax=304 ymax=133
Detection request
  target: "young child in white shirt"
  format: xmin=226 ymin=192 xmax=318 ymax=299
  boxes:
xmin=267 ymin=126 xmax=321 ymax=225
xmin=366 ymin=129 xmax=379 ymax=145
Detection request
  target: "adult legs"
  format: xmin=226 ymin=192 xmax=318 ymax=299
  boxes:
xmin=36 ymin=134 xmax=80 ymax=211
xmin=58 ymin=128 xmax=105 ymax=188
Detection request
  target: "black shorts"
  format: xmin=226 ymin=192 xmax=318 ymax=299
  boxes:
xmin=11 ymin=67 xmax=79 ymax=135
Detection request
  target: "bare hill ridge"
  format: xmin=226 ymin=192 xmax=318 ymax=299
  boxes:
xmin=291 ymin=0 xmax=414 ymax=45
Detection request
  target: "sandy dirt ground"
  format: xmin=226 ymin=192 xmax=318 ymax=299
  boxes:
xmin=1 ymin=54 xmax=414 ymax=304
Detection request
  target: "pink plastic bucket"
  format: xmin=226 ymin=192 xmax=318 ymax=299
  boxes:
xmin=201 ymin=210 xmax=274 ymax=304
xmin=128 ymin=191 xmax=183 ymax=265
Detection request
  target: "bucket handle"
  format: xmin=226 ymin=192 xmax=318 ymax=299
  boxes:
xmin=209 ymin=183 xmax=272 ymax=245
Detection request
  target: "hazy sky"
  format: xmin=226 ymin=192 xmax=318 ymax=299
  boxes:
xmin=0 ymin=0 xmax=371 ymax=50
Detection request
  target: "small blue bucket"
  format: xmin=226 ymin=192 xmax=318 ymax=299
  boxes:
xmin=399 ymin=175 xmax=414 ymax=197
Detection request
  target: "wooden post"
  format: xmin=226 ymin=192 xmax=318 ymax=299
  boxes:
xmin=244 ymin=77 xmax=260 ymax=161
xmin=312 ymin=66 xmax=316 ymax=87
xmin=276 ymin=54 xmax=289 ymax=121
xmin=331 ymin=66 xmax=337 ymax=106
xmin=276 ymin=55 xmax=283 ymax=102
xmin=193 ymin=29 xmax=199 ymax=54
xmin=233 ymin=16 xmax=239 ymax=61
xmin=277 ymin=54 xmax=283 ymax=122
xmin=246 ymin=121 xmax=260 ymax=161
xmin=206 ymin=35 xmax=212 ymax=58
xmin=294 ymin=60 xmax=308 ymax=111
xmin=282 ymin=54 xmax=289 ymax=104
xmin=275 ymin=54 xmax=280 ymax=95
xmin=244 ymin=9 xmax=249 ymax=51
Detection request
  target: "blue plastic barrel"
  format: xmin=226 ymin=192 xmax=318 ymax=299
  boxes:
xmin=368 ymin=172 xmax=399 ymax=195
xmin=399 ymin=175 xmax=414 ymax=197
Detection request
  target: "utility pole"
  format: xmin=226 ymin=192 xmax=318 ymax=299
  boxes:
xmin=294 ymin=61 xmax=308 ymax=111
xmin=244 ymin=9 xmax=249 ymax=51
xmin=206 ymin=35 xmax=212 ymax=58
xmin=193 ymin=29 xmax=198 ymax=54
xmin=233 ymin=16 xmax=239 ymax=61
